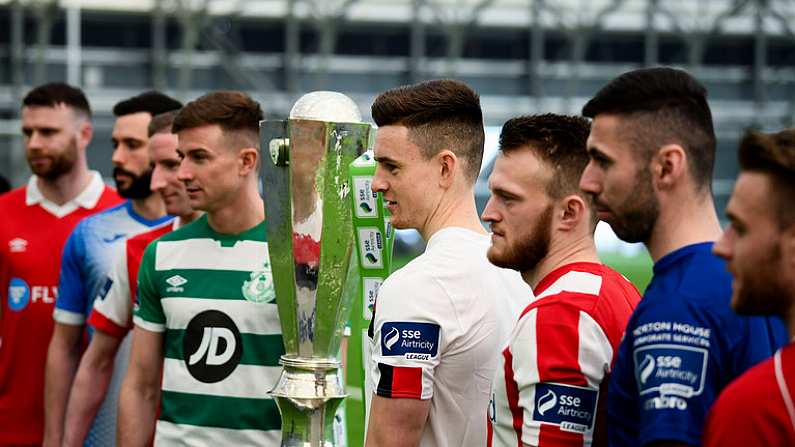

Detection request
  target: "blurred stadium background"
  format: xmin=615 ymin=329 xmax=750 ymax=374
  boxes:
xmin=2 ymin=0 xmax=795 ymax=444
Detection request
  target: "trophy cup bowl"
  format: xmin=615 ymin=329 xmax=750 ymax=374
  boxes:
xmin=261 ymin=92 xmax=370 ymax=446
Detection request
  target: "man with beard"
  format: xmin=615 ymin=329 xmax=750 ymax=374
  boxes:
xmin=578 ymin=67 xmax=788 ymax=447
xmin=44 ymin=91 xmax=181 ymax=447
xmin=482 ymin=114 xmax=641 ymax=447
xmin=0 ymin=83 xmax=121 ymax=446
xmin=365 ymin=80 xmax=529 ymax=447
xmin=62 ymin=110 xmax=202 ymax=447
xmin=703 ymin=129 xmax=795 ymax=446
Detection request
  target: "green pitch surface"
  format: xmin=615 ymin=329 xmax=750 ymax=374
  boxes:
xmin=343 ymin=249 xmax=652 ymax=446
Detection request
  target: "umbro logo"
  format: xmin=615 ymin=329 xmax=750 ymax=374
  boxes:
xmin=8 ymin=238 xmax=28 ymax=253
xmin=166 ymin=275 xmax=188 ymax=293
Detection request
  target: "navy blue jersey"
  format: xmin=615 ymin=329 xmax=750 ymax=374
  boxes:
xmin=607 ymin=242 xmax=788 ymax=446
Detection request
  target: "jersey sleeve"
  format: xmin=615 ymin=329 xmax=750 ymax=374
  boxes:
xmin=54 ymin=225 xmax=87 ymax=325
xmin=87 ymin=252 xmax=131 ymax=338
xmin=628 ymin=302 xmax=733 ymax=445
xmin=132 ymin=242 xmax=166 ymax=332
xmin=510 ymin=304 xmax=611 ymax=446
xmin=368 ymin=272 xmax=451 ymax=400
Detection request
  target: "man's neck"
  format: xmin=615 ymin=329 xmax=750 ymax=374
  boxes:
xmin=36 ymin=163 xmax=92 ymax=206
xmin=522 ymin=233 xmax=600 ymax=290
xmin=419 ymin=188 xmax=486 ymax=241
xmin=646 ymin=192 xmax=722 ymax=262
xmin=207 ymin=181 xmax=264 ymax=235
xmin=177 ymin=211 xmax=202 ymax=227
xmin=130 ymin=194 xmax=167 ymax=221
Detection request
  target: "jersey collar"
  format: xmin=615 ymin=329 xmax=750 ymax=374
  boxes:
xmin=26 ymin=171 xmax=106 ymax=217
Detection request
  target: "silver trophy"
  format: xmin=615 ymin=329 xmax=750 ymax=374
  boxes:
xmin=261 ymin=92 xmax=371 ymax=446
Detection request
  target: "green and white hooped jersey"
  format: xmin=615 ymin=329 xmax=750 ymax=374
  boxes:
xmin=133 ymin=215 xmax=283 ymax=446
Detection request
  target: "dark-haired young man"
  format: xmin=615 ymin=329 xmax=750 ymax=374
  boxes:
xmin=365 ymin=80 xmax=529 ymax=447
xmin=62 ymin=110 xmax=202 ymax=447
xmin=483 ymin=114 xmax=640 ymax=447
xmin=44 ymin=91 xmax=181 ymax=447
xmin=579 ymin=67 xmax=787 ymax=446
xmin=119 ymin=91 xmax=282 ymax=445
xmin=704 ymin=129 xmax=795 ymax=447
xmin=0 ymin=83 xmax=121 ymax=446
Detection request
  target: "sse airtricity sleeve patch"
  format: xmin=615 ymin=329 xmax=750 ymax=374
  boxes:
xmin=369 ymin=272 xmax=451 ymax=401
xmin=532 ymin=383 xmax=598 ymax=434
xmin=380 ymin=322 xmax=440 ymax=360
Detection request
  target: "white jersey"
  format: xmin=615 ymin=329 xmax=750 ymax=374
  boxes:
xmin=367 ymin=227 xmax=531 ymax=447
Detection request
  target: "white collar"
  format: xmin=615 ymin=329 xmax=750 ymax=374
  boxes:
xmin=26 ymin=171 xmax=106 ymax=218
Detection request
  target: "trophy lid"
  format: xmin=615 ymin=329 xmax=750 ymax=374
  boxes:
xmin=289 ymin=91 xmax=362 ymax=123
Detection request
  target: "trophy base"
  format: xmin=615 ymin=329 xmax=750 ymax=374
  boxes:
xmin=270 ymin=355 xmax=347 ymax=447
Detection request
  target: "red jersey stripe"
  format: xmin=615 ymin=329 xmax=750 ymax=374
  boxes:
xmin=503 ymin=347 xmax=524 ymax=447
xmin=87 ymin=308 xmax=128 ymax=338
xmin=390 ymin=365 xmax=423 ymax=399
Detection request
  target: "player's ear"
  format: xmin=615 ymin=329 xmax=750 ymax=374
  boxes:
xmin=77 ymin=121 xmax=93 ymax=151
xmin=557 ymin=194 xmax=587 ymax=232
xmin=652 ymin=144 xmax=686 ymax=190
xmin=238 ymin=147 xmax=259 ymax=176
xmin=437 ymin=149 xmax=457 ymax=188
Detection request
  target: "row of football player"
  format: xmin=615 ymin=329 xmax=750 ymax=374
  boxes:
xmin=0 ymin=68 xmax=793 ymax=447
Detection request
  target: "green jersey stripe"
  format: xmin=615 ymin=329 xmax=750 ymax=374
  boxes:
xmin=155 ymin=269 xmax=272 ymax=302
xmin=164 ymin=330 xmax=284 ymax=366
xmin=156 ymin=239 xmax=270 ymax=272
xmin=161 ymin=298 xmax=281 ymax=334
xmin=159 ymin=390 xmax=281 ymax=431
xmin=161 ymin=358 xmax=282 ymax=399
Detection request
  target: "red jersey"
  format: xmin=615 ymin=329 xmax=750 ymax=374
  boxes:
xmin=487 ymin=262 xmax=641 ymax=447
xmin=704 ymin=342 xmax=795 ymax=447
xmin=0 ymin=173 xmax=121 ymax=445
xmin=88 ymin=222 xmax=175 ymax=337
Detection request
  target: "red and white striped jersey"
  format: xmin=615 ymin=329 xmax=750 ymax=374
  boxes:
xmin=487 ymin=262 xmax=640 ymax=447
xmin=88 ymin=221 xmax=175 ymax=337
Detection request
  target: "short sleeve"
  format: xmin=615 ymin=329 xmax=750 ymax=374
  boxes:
xmin=87 ymin=252 xmax=131 ymax=338
xmin=368 ymin=272 xmax=451 ymax=400
xmin=54 ymin=225 xmax=87 ymax=325
xmin=629 ymin=305 xmax=725 ymax=445
xmin=132 ymin=242 xmax=166 ymax=332
xmin=512 ymin=305 xmax=610 ymax=446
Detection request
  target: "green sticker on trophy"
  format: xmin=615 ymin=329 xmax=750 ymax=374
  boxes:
xmin=347 ymin=148 xmax=395 ymax=438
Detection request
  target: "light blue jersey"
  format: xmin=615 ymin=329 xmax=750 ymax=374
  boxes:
xmin=55 ymin=200 xmax=172 ymax=447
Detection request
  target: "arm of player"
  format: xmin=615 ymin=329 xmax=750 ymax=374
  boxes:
xmin=511 ymin=306 xmax=612 ymax=447
xmin=365 ymin=395 xmax=430 ymax=447
xmin=62 ymin=329 xmax=123 ymax=447
xmin=43 ymin=322 xmax=84 ymax=447
xmin=118 ymin=326 xmax=163 ymax=446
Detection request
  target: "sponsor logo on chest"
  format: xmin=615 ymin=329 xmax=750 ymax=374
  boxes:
xmin=7 ymin=277 xmax=57 ymax=311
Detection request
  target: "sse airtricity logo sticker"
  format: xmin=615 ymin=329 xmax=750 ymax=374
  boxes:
xmin=8 ymin=277 xmax=30 ymax=311
xmin=183 ymin=310 xmax=243 ymax=383
xmin=381 ymin=322 xmax=440 ymax=361
xmin=532 ymin=383 xmax=598 ymax=434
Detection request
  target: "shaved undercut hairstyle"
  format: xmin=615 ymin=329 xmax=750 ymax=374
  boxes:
xmin=172 ymin=91 xmax=263 ymax=150
xmin=23 ymin=82 xmax=91 ymax=118
xmin=737 ymin=129 xmax=795 ymax=229
xmin=582 ymin=67 xmax=716 ymax=193
xmin=148 ymin=109 xmax=180 ymax=137
xmin=113 ymin=91 xmax=182 ymax=118
xmin=371 ymin=79 xmax=485 ymax=182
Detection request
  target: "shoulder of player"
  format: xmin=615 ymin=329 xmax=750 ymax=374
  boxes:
xmin=0 ymin=186 xmax=27 ymax=208
xmin=380 ymin=260 xmax=445 ymax=297
xmin=711 ymin=354 xmax=777 ymax=415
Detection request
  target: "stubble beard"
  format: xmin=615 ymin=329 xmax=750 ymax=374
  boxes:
xmin=29 ymin=137 xmax=79 ymax=181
